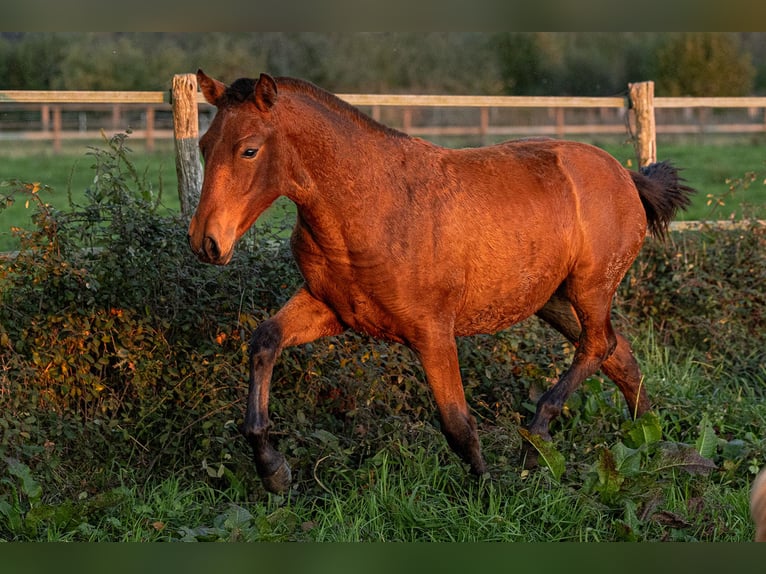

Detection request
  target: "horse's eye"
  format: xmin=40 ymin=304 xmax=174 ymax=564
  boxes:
xmin=242 ymin=148 xmax=259 ymax=159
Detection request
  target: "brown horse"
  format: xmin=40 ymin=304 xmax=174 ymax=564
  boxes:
xmin=188 ymin=70 xmax=694 ymax=494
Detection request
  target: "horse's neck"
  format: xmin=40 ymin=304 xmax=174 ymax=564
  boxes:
xmin=289 ymin=137 xmax=412 ymax=254
xmin=287 ymin=111 xmax=412 ymax=204
xmin=283 ymin=94 xmax=429 ymax=245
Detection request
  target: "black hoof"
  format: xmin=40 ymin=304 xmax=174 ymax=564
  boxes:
xmin=260 ymin=457 xmax=292 ymax=494
xmin=469 ymin=459 xmax=489 ymax=479
xmin=245 ymin=430 xmax=293 ymax=494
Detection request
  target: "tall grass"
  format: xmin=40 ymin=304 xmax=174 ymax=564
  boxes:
xmin=1 ymin=321 xmax=758 ymax=542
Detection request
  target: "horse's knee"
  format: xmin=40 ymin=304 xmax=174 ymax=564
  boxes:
xmin=579 ymin=326 xmax=617 ymax=365
xmin=249 ymin=320 xmax=282 ymax=363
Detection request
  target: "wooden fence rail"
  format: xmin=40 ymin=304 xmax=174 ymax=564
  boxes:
xmin=4 ymin=77 xmax=766 ymax=226
xmin=4 ymin=84 xmax=766 ymax=157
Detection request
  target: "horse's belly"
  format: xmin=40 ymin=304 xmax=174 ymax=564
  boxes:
xmin=454 ymin=307 xmax=528 ymax=336
xmin=453 ymin=273 xmax=563 ymax=336
xmin=454 ymin=300 xmax=537 ymax=336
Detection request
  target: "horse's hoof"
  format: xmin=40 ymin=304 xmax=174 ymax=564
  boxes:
xmin=260 ymin=458 xmax=292 ymax=494
xmin=470 ymin=459 xmax=489 ymax=479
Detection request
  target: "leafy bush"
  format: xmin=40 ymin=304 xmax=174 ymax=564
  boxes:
xmin=619 ymin=222 xmax=766 ymax=381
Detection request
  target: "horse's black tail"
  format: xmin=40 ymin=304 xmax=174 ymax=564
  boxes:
xmin=630 ymin=160 xmax=696 ymax=239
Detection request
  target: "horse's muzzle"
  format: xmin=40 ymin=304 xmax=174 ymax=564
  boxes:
xmin=187 ymin=233 xmax=230 ymax=265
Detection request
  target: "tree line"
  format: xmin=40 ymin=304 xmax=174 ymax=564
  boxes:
xmin=0 ymin=32 xmax=763 ymax=97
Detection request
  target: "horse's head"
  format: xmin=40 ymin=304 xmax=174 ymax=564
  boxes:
xmin=188 ymin=70 xmax=281 ymax=265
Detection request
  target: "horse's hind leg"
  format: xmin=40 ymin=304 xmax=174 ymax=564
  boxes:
xmin=535 ymin=292 xmax=650 ymax=422
xmin=527 ymin=285 xmax=638 ymax=443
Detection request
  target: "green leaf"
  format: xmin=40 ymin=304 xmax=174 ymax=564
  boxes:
xmin=311 ymin=429 xmax=340 ymax=449
xmin=518 ymin=428 xmax=565 ymax=480
xmin=4 ymin=458 xmax=42 ymax=503
xmin=623 ymin=411 xmax=663 ymax=448
xmin=695 ymin=414 xmax=718 ymax=459
xmin=595 ymin=447 xmax=625 ymax=495
xmin=611 ymin=442 xmax=642 ymax=477
xmin=0 ymin=499 xmax=24 ymax=533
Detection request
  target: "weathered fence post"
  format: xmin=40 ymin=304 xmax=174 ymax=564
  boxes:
xmin=628 ymin=81 xmax=657 ymax=167
xmin=52 ymin=105 xmax=62 ymax=154
xmin=172 ymin=73 xmax=203 ymax=218
xmin=145 ymin=105 xmax=155 ymax=153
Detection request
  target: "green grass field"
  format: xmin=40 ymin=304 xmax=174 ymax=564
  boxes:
xmin=0 ymin=140 xmax=180 ymax=251
xmin=601 ymin=139 xmax=766 ymax=221
xmin=1 ymin=137 xmax=765 ymax=252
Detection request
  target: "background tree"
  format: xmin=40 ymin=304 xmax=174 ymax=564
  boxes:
xmin=2 ymin=32 xmax=766 ymax=96
xmin=493 ymin=33 xmax=665 ymax=96
xmin=0 ymin=33 xmax=69 ymax=89
xmin=655 ymin=32 xmax=755 ymax=96
xmin=55 ymin=33 xmax=186 ymax=90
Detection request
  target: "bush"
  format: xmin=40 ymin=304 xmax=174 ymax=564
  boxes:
xmin=618 ymin=223 xmax=766 ymax=380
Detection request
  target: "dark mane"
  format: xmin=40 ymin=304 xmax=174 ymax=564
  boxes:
xmin=224 ymin=75 xmax=409 ymax=140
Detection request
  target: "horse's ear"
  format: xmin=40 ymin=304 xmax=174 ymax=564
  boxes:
xmin=254 ymin=73 xmax=278 ymax=112
xmin=197 ymin=69 xmax=226 ymax=106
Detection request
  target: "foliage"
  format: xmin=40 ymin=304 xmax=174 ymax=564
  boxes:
xmin=1 ymin=134 xmax=764 ymax=541
xmin=0 ymin=33 xmax=70 ymax=90
xmin=2 ymin=32 xmax=765 ymax=97
xmin=656 ymin=33 xmax=756 ymax=97
xmin=493 ymin=32 xmax=662 ymax=97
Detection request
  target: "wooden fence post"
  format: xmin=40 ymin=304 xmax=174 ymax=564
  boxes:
xmin=52 ymin=105 xmax=62 ymax=154
xmin=629 ymin=81 xmax=656 ymax=167
xmin=172 ymin=73 xmax=203 ymax=218
xmin=145 ymin=106 xmax=155 ymax=152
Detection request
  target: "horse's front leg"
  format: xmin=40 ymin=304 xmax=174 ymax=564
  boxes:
xmin=413 ymin=330 xmax=487 ymax=478
xmin=243 ymin=285 xmax=344 ymax=493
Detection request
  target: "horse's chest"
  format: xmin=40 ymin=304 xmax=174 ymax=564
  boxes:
xmin=294 ymin=248 xmax=406 ymax=341
xmin=321 ymin=281 xmax=405 ymax=342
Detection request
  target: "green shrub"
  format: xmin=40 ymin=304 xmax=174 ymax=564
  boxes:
xmin=619 ymin=223 xmax=766 ymax=380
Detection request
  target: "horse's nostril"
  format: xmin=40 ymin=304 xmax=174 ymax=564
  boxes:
xmin=203 ymin=235 xmax=221 ymax=261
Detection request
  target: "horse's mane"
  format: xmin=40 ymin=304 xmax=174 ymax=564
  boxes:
xmin=223 ymin=75 xmax=409 ymax=140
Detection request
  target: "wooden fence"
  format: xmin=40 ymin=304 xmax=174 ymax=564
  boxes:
xmin=0 ymin=91 xmax=167 ymax=152
xmin=3 ymin=75 xmax=766 ymax=229
xmin=4 ymin=81 xmax=766 ymax=156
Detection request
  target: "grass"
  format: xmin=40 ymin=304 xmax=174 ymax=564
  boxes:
xmin=0 ymin=139 xmax=179 ymax=251
xmin=600 ymin=138 xmax=766 ymax=221
xmin=1 ymin=137 xmax=766 ymax=251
